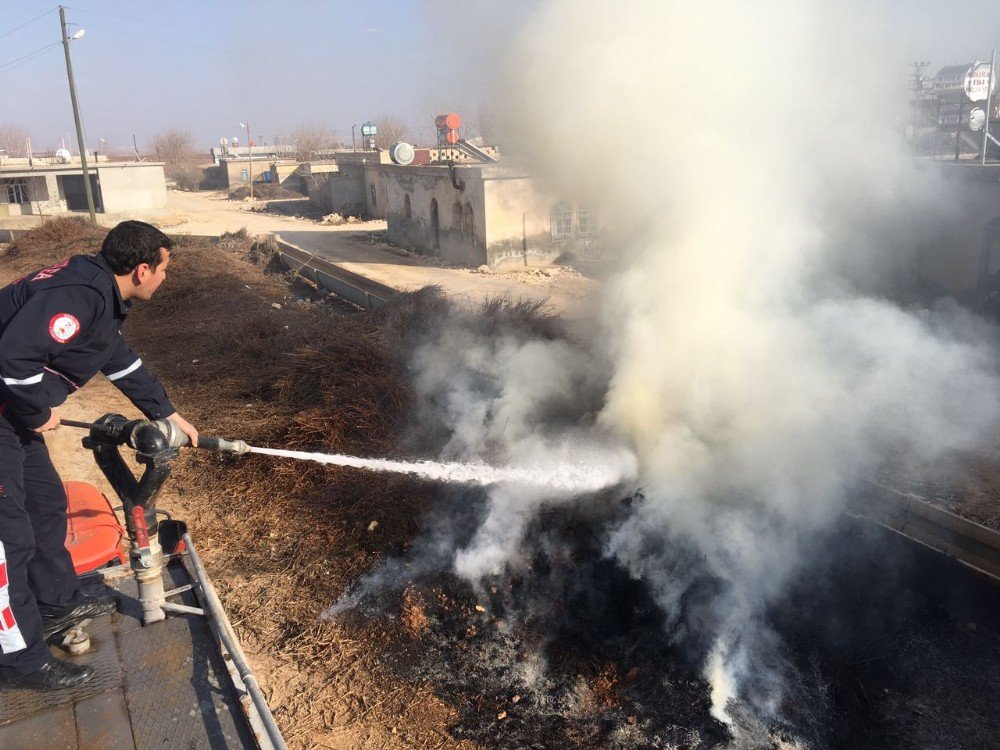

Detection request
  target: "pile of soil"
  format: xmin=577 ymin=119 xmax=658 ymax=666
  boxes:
xmin=229 ymin=183 xmax=302 ymax=200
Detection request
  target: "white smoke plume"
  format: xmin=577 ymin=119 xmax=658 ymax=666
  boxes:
xmin=337 ymin=0 xmax=1000 ymax=738
xmin=488 ymin=0 xmax=1000 ymax=728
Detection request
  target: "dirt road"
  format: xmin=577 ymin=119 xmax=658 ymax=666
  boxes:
xmin=1 ymin=190 xmax=599 ymax=314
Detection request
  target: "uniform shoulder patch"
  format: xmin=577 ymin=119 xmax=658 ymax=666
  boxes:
xmin=49 ymin=313 xmax=81 ymax=343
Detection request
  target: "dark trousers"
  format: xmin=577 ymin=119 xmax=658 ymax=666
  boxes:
xmin=0 ymin=417 xmax=81 ymax=676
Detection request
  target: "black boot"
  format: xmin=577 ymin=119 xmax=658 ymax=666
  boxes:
xmin=0 ymin=659 xmax=94 ymax=690
xmin=42 ymin=593 xmax=117 ymax=640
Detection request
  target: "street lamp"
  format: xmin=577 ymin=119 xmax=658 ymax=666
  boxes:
xmin=60 ymin=6 xmax=96 ymax=223
xmin=239 ymin=121 xmax=252 ymax=199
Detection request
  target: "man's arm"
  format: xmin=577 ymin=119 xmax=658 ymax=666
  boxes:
xmin=101 ymin=332 xmax=198 ymax=446
xmin=0 ymin=287 xmax=100 ymax=431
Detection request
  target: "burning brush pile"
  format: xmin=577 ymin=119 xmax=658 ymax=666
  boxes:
xmin=4 ymin=220 xmax=1000 ymax=749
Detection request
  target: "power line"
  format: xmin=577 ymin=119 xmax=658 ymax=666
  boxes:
xmin=0 ymin=6 xmax=57 ymax=41
xmin=0 ymin=41 xmax=61 ymax=76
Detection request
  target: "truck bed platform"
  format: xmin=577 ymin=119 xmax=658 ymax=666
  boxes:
xmin=0 ymin=557 xmax=261 ymax=749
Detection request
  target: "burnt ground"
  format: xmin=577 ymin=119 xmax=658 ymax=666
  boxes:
xmin=345 ymin=489 xmax=1000 ymax=750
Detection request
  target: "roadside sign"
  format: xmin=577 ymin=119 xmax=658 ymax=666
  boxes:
xmin=971 ymin=108 xmax=986 ymax=131
xmin=965 ymin=63 xmax=995 ymax=101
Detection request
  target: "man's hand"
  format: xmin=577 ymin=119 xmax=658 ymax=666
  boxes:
xmin=34 ymin=408 xmax=61 ymax=433
xmin=165 ymin=412 xmax=199 ymax=448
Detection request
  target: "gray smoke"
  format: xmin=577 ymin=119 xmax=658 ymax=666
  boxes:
xmin=493 ymin=0 xmax=1000 ymax=727
xmin=332 ymin=0 xmax=1000 ymax=737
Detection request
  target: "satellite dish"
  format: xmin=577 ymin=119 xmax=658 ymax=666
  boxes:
xmin=55 ymin=148 xmax=72 ymax=163
xmin=970 ymin=107 xmax=986 ymax=131
xmin=390 ymin=141 xmax=415 ymax=165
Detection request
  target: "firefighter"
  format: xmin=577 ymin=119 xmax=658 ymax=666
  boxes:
xmin=0 ymin=220 xmax=198 ymax=691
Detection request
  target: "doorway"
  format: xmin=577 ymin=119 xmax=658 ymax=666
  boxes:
xmin=58 ymin=174 xmax=103 ymax=212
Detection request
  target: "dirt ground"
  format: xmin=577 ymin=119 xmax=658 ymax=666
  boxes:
xmin=0 ymin=190 xmax=598 ymax=315
xmin=0 ymin=232 xmax=482 ymax=750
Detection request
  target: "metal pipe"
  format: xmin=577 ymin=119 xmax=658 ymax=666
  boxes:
xmin=160 ymin=602 xmax=205 ymax=616
xmin=182 ymin=533 xmax=287 ymax=750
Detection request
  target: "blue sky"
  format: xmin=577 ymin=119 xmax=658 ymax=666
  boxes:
xmin=1 ymin=1 xmax=999 ymax=155
xmin=0 ymin=0 xmax=527 ymax=154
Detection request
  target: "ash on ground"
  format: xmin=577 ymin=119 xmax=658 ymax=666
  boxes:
xmin=339 ymin=489 xmax=1000 ymax=750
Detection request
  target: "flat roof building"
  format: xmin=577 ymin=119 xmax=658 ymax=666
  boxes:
xmin=0 ymin=159 xmax=167 ymax=217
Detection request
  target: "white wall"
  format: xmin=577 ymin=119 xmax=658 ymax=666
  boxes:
xmin=96 ymin=164 xmax=167 ymax=212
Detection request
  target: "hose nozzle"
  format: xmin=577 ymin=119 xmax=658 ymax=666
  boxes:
xmin=151 ymin=420 xmax=249 ymax=455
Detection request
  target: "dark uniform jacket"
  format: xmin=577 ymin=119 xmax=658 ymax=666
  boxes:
xmin=0 ymin=253 xmax=174 ymax=430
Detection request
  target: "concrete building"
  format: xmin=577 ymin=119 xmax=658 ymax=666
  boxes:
xmin=383 ymin=163 xmax=597 ymax=267
xmin=310 ymin=151 xmax=391 ymax=217
xmin=312 ymin=155 xmax=597 ymax=266
xmin=209 ymin=145 xmax=296 ymax=164
xmin=202 ymin=157 xmax=270 ymax=190
xmin=269 ymin=161 xmax=339 ymax=195
xmin=0 ymin=158 xmax=167 ymax=216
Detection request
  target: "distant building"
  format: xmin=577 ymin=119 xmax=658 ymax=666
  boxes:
xmin=209 ymin=145 xmax=297 ymax=164
xmin=312 ymin=154 xmax=598 ymax=267
xmin=0 ymin=157 xmax=167 ymax=216
xmin=932 ymin=64 xmax=974 ymax=99
xmin=268 ymin=161 xmax=339 ymax=195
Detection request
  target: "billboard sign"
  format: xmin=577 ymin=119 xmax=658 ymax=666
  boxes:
xmin=964 ymin=63 xmax=995 ymax=102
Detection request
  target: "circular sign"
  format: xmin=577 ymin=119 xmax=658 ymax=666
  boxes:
xmin=970 ymin=108 xmax=986 ymax=131
xmin=965 ymin=63 xmax=995 ymax=102
xmin=361 ymin=122 xmax=377 ymax=137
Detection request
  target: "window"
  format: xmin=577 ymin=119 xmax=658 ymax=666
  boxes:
xmin=404 ymin=194 xmax=412 ymax=219
xmin=452 ymin=201 xmax=463 ymax=232
xmin=240 ymin=169 xmax=249 ymax=181
xmin=577 ymin=206 xmax=595 ymax=236
xmin=370 ymin=184 xmax=377 ymax=207
xmin=550 ymin=203 xmax=572 ymax=241
xmin=4 ymin=179 xmax=29 ymax=205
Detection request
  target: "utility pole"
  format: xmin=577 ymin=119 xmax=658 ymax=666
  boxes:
xmin=59 ymin=5 xmax=96 ymax=224
xmin=983 ymin=49 xmax=997 ymax=165
xmin=248 ymin=123 xmax=253 ymax=200
xmin=240 ymin=121 xmax=253 ymax=199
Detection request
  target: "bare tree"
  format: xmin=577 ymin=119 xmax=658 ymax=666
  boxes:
xmin=288 ymin=123 xmax=338 ymax=161
xmin=151 ymin=128 xmax=194 ymax=165
xmin=150 ymin=129 xmax=200 ymax=190
xmin=0 ymin=123 xmax=30 ymax=157
xmin=373 ymin=116 xmax=408 ymax=151
xmin=470 ymin=102 xmax=499 ymax=146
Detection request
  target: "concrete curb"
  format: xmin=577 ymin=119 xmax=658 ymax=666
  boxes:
xmin=851 ymin=482 xmax=1000 ymax=582
xmin=271 ymin=235 xmax=397 ymax=310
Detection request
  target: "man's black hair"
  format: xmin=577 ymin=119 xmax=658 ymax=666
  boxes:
xmin=99 ymin=220 xmax=173 ymax=274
